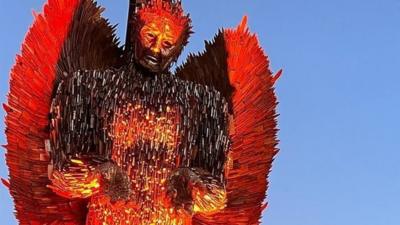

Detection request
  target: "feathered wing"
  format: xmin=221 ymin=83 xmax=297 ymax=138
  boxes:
xmin=176 ymin=17 xmax=280 ymax=225
xmin=4 ymin=0 xmax=122 ymax=224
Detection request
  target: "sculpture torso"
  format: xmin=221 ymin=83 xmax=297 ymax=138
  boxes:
xmin=50 ymin=65 xmax=230 ymax=225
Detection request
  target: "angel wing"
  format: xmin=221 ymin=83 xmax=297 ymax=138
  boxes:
xmin=176 ymin=16 xmax=281 ymax=225
xmin=4 ymin=0 xmax=122 ymax=224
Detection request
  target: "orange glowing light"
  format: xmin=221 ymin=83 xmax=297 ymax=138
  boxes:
xmin=137 ymin=0 xmax=190 ymax=29
xmin=136 ymin=0 xmax=191 ymax=47
xmin=86 ymin=195 xmax=192 ymax=225
xmin=111 ymin=104 xmax=179 ymax=152
xmin=48 ymin=160 xmax=101 ymax=199
xmin=140 ymin=22 xmax=179 ymax=54
xmin=192 ymin=186 xmax=227 ymax=214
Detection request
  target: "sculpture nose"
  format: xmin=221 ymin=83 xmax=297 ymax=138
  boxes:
xmin=151 ymin=36 xmax=163 ymax=54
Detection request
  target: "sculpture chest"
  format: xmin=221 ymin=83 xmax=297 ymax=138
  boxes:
xmin=85 ymin=71 xmax=202 ymax=225
xmin=51 ymin=68 xmax=230 ymax=225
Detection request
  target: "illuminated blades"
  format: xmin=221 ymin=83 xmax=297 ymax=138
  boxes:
xmin=49 ymin=64 xmax=230 ymax=224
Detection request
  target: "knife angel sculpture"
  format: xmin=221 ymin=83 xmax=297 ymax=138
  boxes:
xmin=4 ymin=0 xmax=280 ymax=224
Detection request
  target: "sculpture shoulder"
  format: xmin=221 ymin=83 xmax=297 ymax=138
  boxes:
xmin=161 ymin=74 xmax=229 ymax=109
xmin=54 ymin=67 xmax=133 ymax=97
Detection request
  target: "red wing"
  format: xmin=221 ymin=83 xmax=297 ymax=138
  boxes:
xmin=176 ymin=17 xmax=280 ymax=225
xmin=56 ymin=0 xmax=123 ymax=78
xmin=4 ymin=0 xmax=122 ymax=224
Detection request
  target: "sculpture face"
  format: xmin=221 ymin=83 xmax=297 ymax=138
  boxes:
xmin=132 ymin=1 xmax=191 ymax=73
xmin=135 ymin=16 xmax=185 ymax=73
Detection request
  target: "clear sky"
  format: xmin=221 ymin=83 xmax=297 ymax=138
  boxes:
xmin=1 ymin=0 xmax=399 ymax=225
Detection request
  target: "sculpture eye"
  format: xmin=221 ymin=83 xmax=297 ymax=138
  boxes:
xmin=162 ymin=41 xmax=173 ymax=49
xmin=146 ymin=33 xmax=156 ymax=40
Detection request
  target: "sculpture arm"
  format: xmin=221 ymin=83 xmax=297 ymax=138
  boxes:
xmin=165 ymin=83 xmax=230 ymax=214
xmin=48 ymin=70 xmax=130 ymax=200
xmin=192 ymin=88 xmax=230 ymax=214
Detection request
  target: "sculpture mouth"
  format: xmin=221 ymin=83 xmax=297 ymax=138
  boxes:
xmin=140 ymin=54 xmax=163 ymax=73
xmin=145 ymin=55 xmax=160 ymax=65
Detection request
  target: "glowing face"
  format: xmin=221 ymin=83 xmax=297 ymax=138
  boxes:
xmin=134 ymin=16 xmax=185 ymax=73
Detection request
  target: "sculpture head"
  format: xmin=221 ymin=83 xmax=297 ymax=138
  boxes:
xmin=129 ymin=0 xmax=192 ymax=73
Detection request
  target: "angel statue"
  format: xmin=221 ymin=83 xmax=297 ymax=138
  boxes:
xmin=3 ymin=0 xmax=281 ymax=224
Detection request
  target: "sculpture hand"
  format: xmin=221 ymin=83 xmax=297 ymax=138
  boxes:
xmin=163 ymin=168 xmax=197 ymax=215
xmin=97 ymin=162 xmax=132 ymax=202
xmin=164 ymin=167 xmax=227 ymax=215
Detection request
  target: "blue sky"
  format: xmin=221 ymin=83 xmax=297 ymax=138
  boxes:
xmin=1 ymin=0 xmax=399 ymax=224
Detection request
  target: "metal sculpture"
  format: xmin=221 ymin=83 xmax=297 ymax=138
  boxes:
xmin=4 ymin=0 xmax=281 ymax=224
